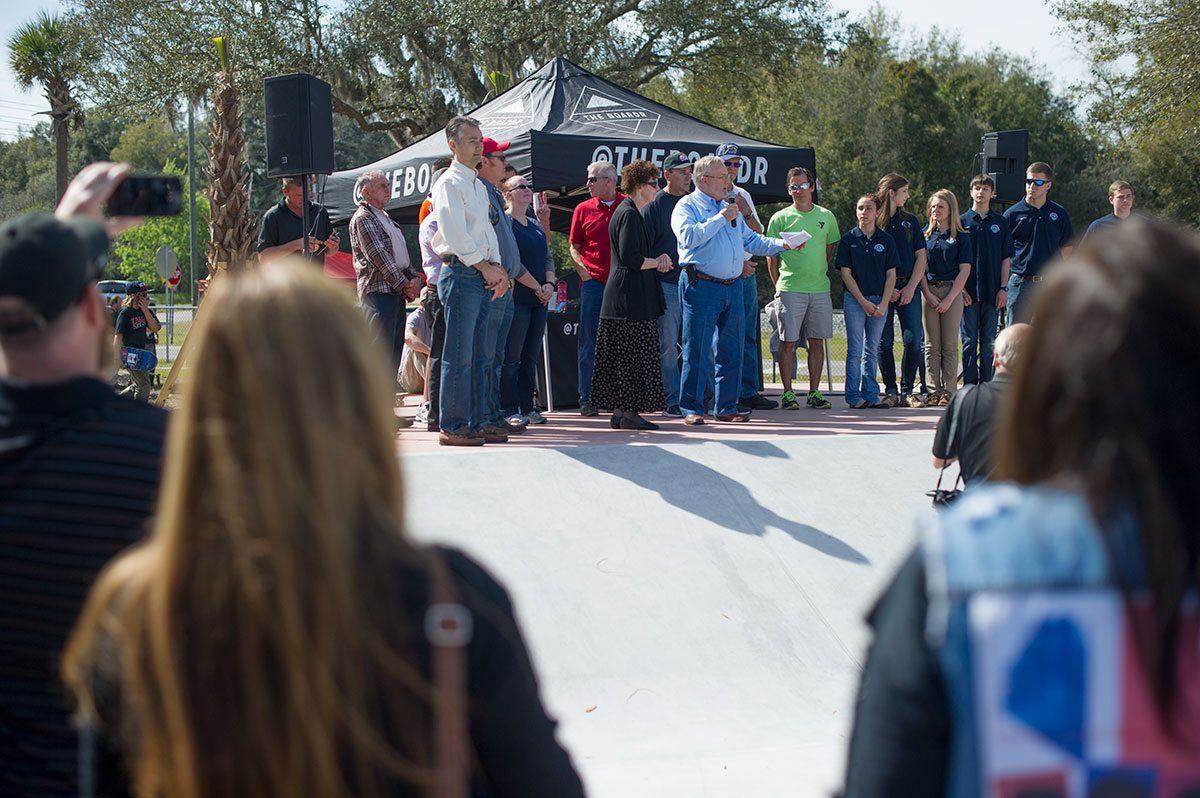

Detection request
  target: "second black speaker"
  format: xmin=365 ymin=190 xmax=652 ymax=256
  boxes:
xmin=264 ymin=73 xmax=335 ymax=177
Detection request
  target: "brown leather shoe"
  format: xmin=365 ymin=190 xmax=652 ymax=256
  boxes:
xmin=438 ymin=430 xmax=485 ymax=446
xmin=683 ymin=414 xmax=705 ymax=425
xmin=713 ymin=413 xmax=749 ymax=423
xmin=503 ymin=419 xmax=526 ymax=434
xmin=480 ymin=424 xmax=509 ymax=443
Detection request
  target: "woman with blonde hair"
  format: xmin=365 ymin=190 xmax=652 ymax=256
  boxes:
xmin=62 ymin=262 xmax=583 ymax=798
xmin=918 ymin=189 xmax=972 ymax=405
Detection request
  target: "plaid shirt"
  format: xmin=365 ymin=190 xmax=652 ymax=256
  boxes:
xmin=349 ymin=201 xmax=421 ymax=300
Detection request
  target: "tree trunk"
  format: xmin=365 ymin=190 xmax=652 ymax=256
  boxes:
xmin=53 ymin=119 xmax=68 ymax=204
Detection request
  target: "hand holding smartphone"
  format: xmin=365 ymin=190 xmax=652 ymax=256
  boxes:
xmin=105 ymin=174 xmax=184 ymax=217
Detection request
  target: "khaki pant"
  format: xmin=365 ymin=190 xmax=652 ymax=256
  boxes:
xmin=922 ymin=281 xmax=963 ymax=394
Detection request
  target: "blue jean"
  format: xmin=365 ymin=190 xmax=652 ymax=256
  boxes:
xmin=361 ymin=291 xmax=406 ymax=373
xmin=483 ymin=288 xmax=514 ymax=425
xmin=877 ymin=290 xmax=923 ymax=396
xmin=739 ymin=273 xmax=760 ymax=398
xmin=680 ymin=270 xmax=743 ymax=417
xmin=437 ymin=260 xmax=491 ymax=434
xmin=578 ymin=277 xmax=605 ymax=405
xmin=961 ymin=298 xmax=999 ymax=384
xmin=657 ymin=281 xmax=682 ymax=407
xmin=1006 ymin=273 xmax=1037 ymax=324
xmin=844 ymin=294 xmax=886 ymax=406
xmin=502 ymin=301 xmax=547 ymax=416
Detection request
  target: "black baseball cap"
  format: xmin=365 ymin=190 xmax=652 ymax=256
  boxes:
xmin=125 ymin=280 xmax=150 ymax=295
xmin=663 ymin=151 xmax=693 ymax=171
xmin=0 ymin=211 xmax=110 ymax=333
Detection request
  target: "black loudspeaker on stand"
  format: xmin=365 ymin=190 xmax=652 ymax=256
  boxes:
xmin=981 ymin=129 xmax=1028 ymax=204
xmin=264 ymin=73 xmax=335 ymax=178
xmin=263 ymin=73 xmax=336 ymax=258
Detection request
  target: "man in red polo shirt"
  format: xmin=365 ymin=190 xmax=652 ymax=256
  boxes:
xmin=569 ymin=160 xmax=624 ymax=415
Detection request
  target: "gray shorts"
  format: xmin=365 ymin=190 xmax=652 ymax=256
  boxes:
xmin=776 ymin=291 xmax=833 ymax=343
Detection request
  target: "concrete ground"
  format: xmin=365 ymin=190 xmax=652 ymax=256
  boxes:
xmin=396 ymin=389 xmax=954 ymax=797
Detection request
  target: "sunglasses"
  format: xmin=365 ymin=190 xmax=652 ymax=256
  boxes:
xmin=788 ymin=182 xmax=812 ymax=191
xmin=1025 ymin=178 xmax=1047 ymax=186
xmin=586 ymin=175 xmax=611 ymax=183
xmin=486 ymin=153 xmax=508 ymax=162
xmin=723 ymin=160 xmax=741 ymax=167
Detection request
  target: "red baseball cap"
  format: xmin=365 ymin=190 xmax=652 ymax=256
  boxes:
xmin=482 ymin=137 xmax=510 ymax=156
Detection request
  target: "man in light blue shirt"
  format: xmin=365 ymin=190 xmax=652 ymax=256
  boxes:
xmin=671 ymin=155 xmax=789 ymax=425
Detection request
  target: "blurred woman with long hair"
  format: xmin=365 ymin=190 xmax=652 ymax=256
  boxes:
xmin=63 ymin=263 xmax=583 ymax=798
xmin=843 ymin=217 xmax=1200 ymax=796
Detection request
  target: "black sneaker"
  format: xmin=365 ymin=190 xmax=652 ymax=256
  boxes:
xmin=661 ymin=404 xmax=683 ymax=418
xmin=579 ymin=402 xmax=599 ymax=417
xmin=738 ymin=393 xmax=778 ymax=411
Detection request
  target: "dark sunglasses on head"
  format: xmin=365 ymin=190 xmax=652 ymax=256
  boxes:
xmin=1025 ymin=178 xmax=1047 ymax=186
xmin=788 ymin=182 xmax=812 ymax=191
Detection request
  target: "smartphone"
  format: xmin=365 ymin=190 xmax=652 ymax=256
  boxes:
xmin=106 ymin=174 xmax=184 ymax=216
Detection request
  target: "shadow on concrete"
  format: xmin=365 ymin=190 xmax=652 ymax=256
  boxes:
xmin=558 ymin=442 xmax=868 ymax=564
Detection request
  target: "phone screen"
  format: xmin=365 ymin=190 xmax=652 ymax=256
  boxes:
xmin=106 ymin=174 xmax=184 ymax=217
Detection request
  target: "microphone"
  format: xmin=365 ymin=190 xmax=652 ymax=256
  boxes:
xmin=726 ymin=192 xmax=737 ymax=227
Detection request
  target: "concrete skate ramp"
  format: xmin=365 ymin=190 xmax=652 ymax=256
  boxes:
xmin=402 ymin=428 xmax=944 ymax=797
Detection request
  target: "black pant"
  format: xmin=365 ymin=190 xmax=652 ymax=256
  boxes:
xmin=425 ymin=292 xmax=447 ymax=419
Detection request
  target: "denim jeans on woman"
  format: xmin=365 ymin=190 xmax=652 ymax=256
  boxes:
xmin=844 ymin=294 xmax=887 ymax=407
xmin=502 ymin=301 xmax=548 ymax=417
xmin=877 ymin=289 xmax=923 ymax=397
xmin=437 ymin=259 xmax=491 ymax=434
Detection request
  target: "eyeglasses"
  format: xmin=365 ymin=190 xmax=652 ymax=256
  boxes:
xmin=509 ymin=183 xmax=531 ymax=190
xmin=701 ymin=173 xmax=727 ymax=180
xmin=1025 ymin=178 xmax=1047 ymax=186
xmin=788 ymin=182 xmax=812 ymax=191
xmin=723 ymin=160 xmax=741 ymax=167
xmin=486 ymin=153 xmax=508 ymax=162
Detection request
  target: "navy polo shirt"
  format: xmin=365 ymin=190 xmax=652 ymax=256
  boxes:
xmin=1003 ymin=199 xmax=1073 ymax=278
xmin=960 ymin=209 xmax=1014 ymax=301
xmin=882 ymin=211 xmax=926 ymax=284
xmin=1081 ymin=212 xmax=1129 ymax=244
xmin=642 ymin=188 xmax=687 ymax=285
xmin=836 ymin=227 xmax=900 ymax=297
xmin=925 ymin=227 xmax=973 ymax=282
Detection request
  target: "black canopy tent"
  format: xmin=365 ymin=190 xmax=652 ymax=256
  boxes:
xmin=322 ymin=57 xmax=816 ymax=232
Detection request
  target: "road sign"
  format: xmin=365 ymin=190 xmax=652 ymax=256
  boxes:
xmin=168 ymin=264 xmax=182 ymax=288
xmin=155 ymin=245 xmax=178 ymax=281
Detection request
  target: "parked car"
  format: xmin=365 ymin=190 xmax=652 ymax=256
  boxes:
xmin=97 ymin=280 xmax=157 ymax=307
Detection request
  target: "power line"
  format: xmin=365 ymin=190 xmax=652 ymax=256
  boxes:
xmin=0 ymin=98 xmax=45 ymax=110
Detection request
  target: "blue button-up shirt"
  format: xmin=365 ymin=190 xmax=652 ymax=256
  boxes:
xmin=670 ymin=190 xmax=785 ymax=280
xmin=960 ymin=209 xmax=1014 ymax=301
xmin=1003 ymin=198 xmax=1073 ymax=278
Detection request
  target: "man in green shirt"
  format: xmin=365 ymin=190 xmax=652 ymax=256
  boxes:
xmin=766 ymin=167 xmax=840 ymax=409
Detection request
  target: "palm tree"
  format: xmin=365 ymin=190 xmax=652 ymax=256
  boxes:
xmin=204 ymin=36 xmax=255 ymax=275
xmin=7 ymin=12 xmax=91 ymax=203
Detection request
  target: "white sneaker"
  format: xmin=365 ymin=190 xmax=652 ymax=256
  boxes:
xmin=524 ymin=410 xmax=547 ymax=425
xmin=414 ymin=402 xmax=430 ymax=424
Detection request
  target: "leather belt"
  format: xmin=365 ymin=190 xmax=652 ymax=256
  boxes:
xmin=1015 ymin=273 xmax=1045 ymax=283
xmin=685 ymin=265 xmax=738 ymax=285
xmin=929 ymin=280 xmax=954 ymax=286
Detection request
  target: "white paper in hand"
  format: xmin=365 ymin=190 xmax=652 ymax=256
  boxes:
xmin=780 ymin=230 xmax=811 ymax=248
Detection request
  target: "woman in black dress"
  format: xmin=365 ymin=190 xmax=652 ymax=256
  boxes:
xmin=589 ymin=160 xmax=672 ymax=430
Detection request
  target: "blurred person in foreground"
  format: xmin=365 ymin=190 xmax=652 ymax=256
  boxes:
xmin=844 ymin=217 xmax=1200 ymax=796
xmin=589 ymin=159 xmax=670 ymax=430
xmin=62 ymin=261 xmax=584 ymax=798
xmin=0 ymin=162 xmax=167 ymax=798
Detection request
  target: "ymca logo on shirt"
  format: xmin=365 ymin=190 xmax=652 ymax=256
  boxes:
xmin=873 ymin=243 xmax=886 ymax=253
xmin=1049 ymin=212 xmax=1059 ymax=221
xmin=990 ymin=224 xmax=1001 ymax=234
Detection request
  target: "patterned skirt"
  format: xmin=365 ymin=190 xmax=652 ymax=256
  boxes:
xmin=589 ymin=318 xmax=665 ymax=413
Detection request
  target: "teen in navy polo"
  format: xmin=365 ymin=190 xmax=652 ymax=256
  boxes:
xmin=1002 ymin=162 xmax=1073 ymax=323
xmin=960 ymin=175 xmax=1014 ymax=383
xmin=836 ymin=194 xmax=899 ymax=409
xmin=1081 ymin=180 xmax=1134 ymax=243
xmin=874 ymin=174 xmax=927 ymax=406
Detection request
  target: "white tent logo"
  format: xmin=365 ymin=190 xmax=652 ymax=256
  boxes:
xmin=570 ymin=87 xmax=661 ymax=138
xmin=478 ymin=91 xmax=533 ymax=137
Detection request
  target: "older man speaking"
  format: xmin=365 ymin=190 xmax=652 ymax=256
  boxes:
xmin=671 ymin=155 xmax=791 ymax=425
